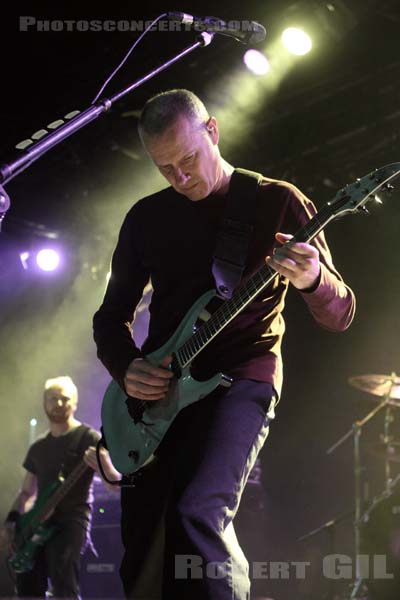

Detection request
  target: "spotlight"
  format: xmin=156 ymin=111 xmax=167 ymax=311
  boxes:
xmin=19 ymin=251 xmax=30 ymax=270
xmin=281 ymin=27 xmax=312 ymax=55
xmin=36 ymin=248 xmax=61 ymax=272
xmin=243 ymin=49 xmax=270 ymax=76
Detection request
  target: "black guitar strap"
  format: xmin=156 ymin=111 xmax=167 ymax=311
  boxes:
xmin=212 ymin=168 xmax=263 ymax=299
xmin=61 ymin=424 xmax=91 ymax=477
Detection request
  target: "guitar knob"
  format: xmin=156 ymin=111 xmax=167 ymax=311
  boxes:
xmin=218 ymin=285 xmax=230 ymax=296
xmin=221 ymin=374 xmax=233 ymax=387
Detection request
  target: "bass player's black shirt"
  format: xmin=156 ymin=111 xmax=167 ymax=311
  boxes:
xmin=23 ymin=424 xmax=100 ymax=525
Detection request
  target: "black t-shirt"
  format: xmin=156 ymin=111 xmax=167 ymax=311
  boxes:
xmin=23 ymin=424 xmax=100 ymax=525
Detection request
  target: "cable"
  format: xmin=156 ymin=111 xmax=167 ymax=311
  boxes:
xmin=91 ymin=13 xmax=167 ymax=104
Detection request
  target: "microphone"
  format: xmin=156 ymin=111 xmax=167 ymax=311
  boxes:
xmin=168 ymin=12 xmax=266 ymax=45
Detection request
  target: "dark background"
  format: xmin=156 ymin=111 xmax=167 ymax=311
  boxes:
xmin=1 ymin=1 xmax=400 ymax=598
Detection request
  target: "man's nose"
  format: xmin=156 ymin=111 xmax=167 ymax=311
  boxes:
xmin=175 ymin=168 xmax=190 ymax=185
xmin=57 ymin=399 xmax=63 ymax=407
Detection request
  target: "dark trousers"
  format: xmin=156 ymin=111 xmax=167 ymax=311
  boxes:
xmin=16 ymin=520 xmax=87 ymax=599
xmin=120 ymin=379 xmax=275 ymax=600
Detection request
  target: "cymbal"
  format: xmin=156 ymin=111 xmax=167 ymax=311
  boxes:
xmin=371 ymin=441 xmax=400 ymax=463
xmin=348 ymin=374 xmax=400 ymax=405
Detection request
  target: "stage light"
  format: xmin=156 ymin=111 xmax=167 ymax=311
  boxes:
xmin=243 ymin=49 xmax=270 ymax=76
xmin=36 ymin=248 xmax=60 ymax=272
xmin=19 ymin=251 xmax=30 ymax=270
xmin=281 ymin=27 xmax=312 ymax=55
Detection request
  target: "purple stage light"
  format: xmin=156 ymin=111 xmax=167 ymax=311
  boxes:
xmin=243 ymin=49 xmax=270 ymax=75
xmin=19 ymin=251 xmax=30 ymax=270
xmin=36 ymin=248 xmax=60 ymax=272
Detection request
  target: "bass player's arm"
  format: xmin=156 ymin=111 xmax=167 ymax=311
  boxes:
xmin=0 ymin=470 xmax=37 ymax=554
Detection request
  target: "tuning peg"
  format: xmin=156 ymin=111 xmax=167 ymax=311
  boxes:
xmin=382 ymin=183 xmax=395 ymax=195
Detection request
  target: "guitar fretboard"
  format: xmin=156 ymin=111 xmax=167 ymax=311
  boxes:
xmin=175 ymin=195 xmax=349 ymax=367
xmin=29 ymin=460 xmax=89 ymax=530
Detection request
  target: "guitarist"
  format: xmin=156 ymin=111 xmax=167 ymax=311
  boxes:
xmin=1 ymin=375 xmax=119 ymax=599
xmin=93 ymin=89 xmax=356 ymax=600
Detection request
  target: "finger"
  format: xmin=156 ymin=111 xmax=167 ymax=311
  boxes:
xmin=275 ymin=232 xmax=293 ymax=243
xmin=274 ymin=247 xmax=315 ymax=269
xmin=270 ymin=254 xmax=317 ymax=276
xmin=133 ymin=361 xmax=173 ymax=379
xmin=268 ymin=255 xmax=298 ymax=272
xmin=266 ymin=258 xmax=295 ymax=279
xmin=274 ymin=233 xmax=319 ymax=257
xmin=125 ymin=390 xmax=168 ymax=402
xmin=284 ymin=242 xmax=319 ymax=257
xmin=135 ymin=381 xmax=169 ymax=394
xmin=125 ymin=371 xmax=171 ymax=387
xmin=160 ymin=355 xmax=172 ymax=368
xmin=125 ymin=382 xmax=168 ymax=398
xmin=126 ymin=389 xmax=167 ymax=401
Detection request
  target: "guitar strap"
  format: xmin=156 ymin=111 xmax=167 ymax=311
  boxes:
xmin=61 ymin=424 xmax=91 ymax=477
xmin=212 ymin=167 xmax=263 ymax=299
xmin=53 ymin=424 xmax=100 ymax=557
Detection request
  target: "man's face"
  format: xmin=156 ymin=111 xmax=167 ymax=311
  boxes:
xmin=143 ymin=115 xmax=221 ymax=201
xmin=43 ymin=385 xmax=77 ymax=423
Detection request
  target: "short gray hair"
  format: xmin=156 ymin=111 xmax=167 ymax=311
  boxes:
xmin=138 ymin=89 xmax=209 ymax=140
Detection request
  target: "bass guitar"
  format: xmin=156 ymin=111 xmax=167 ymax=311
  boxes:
xmin=101 ymin=163 xmax=400 ymax=476
xmin=9 ymin=459 xmax=89 ymax=573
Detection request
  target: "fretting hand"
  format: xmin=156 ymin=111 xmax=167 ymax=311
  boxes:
xmin=266 ymin=232 xmax=321 ymax=291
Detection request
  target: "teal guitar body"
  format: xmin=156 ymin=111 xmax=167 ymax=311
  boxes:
xmin=101 ymin=289 xmax=232 ymax=475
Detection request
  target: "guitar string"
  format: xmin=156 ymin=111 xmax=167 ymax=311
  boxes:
xmin=179 ymin=202 xmax=336 ymax=363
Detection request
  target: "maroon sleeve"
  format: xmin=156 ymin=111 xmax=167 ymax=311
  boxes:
xmin=93 ymin=205 xmax=150 ymax=388
xmin=285 ymin=183 xmax=356 ymax=331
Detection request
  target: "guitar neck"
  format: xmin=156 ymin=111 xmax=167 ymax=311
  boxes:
xmin=176 ymin=197 xmax=345 ymax=368
xmin=37 ymin=460 xmax=89 ymax=520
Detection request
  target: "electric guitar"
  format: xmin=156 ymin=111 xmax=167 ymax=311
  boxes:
xmin=9 ymin=459 xmax=89 ymax=573
xmin=101 ymin=163 xmax=400 ymax=476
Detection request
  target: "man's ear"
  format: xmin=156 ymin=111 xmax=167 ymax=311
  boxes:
xmin=207 ymin=116 xmax=219 ymax=144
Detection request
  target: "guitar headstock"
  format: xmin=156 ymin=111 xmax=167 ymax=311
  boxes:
xmin=328 ymin=163 xmax=400 ymax=219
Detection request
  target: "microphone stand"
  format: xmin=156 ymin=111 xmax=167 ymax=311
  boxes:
xmin=326 ymin=376 xmax=396 ymax=599
xmin=0 ymin=31 xmax=215 ymax=223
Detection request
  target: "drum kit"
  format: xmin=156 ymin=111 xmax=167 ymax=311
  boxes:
xmin=301 ymin=373 xmax=400 ymax=599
